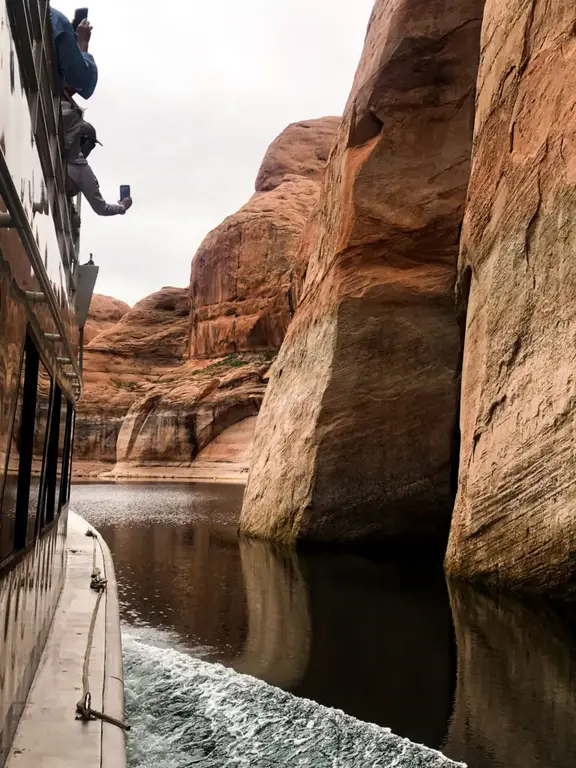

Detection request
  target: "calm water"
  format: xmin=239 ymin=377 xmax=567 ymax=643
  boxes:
xmin=71 ymin=482 xmax=576 ymax=768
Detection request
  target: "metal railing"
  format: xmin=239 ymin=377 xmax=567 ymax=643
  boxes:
xmin=0 ymin=0 xmax=84 ymax=397
xmin=7 ymin=0 xmax=78 ymax=274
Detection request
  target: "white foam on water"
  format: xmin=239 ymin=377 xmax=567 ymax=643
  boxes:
xmin=123 ymin=631 xmax=465 ymax=768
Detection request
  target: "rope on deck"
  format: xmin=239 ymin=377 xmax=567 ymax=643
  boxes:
xmin=75 ymin=529 xmax=131 ymax=732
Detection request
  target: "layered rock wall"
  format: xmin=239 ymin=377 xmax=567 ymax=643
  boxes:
xmin=76 ymin=119 xmax=338 ymax=480
xmin=445 ymin=1 xmax=576 ymax=596
xmin=74 ymin=288 xmax=190 ymax=475
xmin=111 ymin=358 xmax=267 ymax=481
xmin=83 ymin=294 xmax=130 ymax=344
xmin=189 ymin=118 xmax=339 ymax=358
xmin=87 ymin=287 xmax=190 ymax=360
xmin=240 ymin=0 xmax=485 ymax=544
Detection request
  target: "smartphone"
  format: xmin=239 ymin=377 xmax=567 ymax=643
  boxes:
xmin=119 ymin=185 xmax=131 ymax=200
xmin=72 ymin=7 xmax=89 ymax=30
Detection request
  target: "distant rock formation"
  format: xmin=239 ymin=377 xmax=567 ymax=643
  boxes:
xmin=74 ymin=288 xmax=190 ymax=475
xmin=255 ymin=119 xmax=339 ymax=192
xmin=83 ymin=294 xmax=130 ymax=344
xmin=76 ymin=118 xmax=338 ymax=480
xmin=87 ymin=287 xmax=190 ymax=361
xmin=110 ymin=356 xmax=268 ymax=481
xmin=239 ymin=0 xmax=484 ymax=544
xmin=189 ymin=118 xmax=340 ymax=358
xmin=445 ymin=0 xmax=576 ymax=597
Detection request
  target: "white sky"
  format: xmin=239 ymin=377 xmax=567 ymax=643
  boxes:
xmin=56 ymin=1 xmax=375 ymax=305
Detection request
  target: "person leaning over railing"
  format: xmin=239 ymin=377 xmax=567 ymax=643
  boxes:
xmin=67 ymin=121 xmax=133 ymax=218
xmin=50 ymin=6 xmax=98 ymax=99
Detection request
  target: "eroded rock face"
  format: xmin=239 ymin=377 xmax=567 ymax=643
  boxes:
xmin=76 ymin=117 xmax=334 ymax=478
xmin=189 ymin=118 xmax=339 ymax=358
xmin=240 ymin=0 xmax=484 ymax=544
xmin=110 ymin=357 xmax=269 ymax=481
xmin=255 ymin=118 xmax=340 ymax=192
xmin=74 ymin=287 xmax=191 ymax=475
xmin=445 ymin=2 xmax=576 ymax=596
xmin=84 ymin=294 xmax=130 ymax=344
xmin=87 ymin=287 xmax=190 ymax=360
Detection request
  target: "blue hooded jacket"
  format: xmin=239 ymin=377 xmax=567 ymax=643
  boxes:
xmin=50 ymin=7 xmax=98 ymax=99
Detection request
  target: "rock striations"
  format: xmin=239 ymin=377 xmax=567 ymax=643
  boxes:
xmin=83 ymin=294 xmax=130 ymax=344
xmin=111 ymin=358 xmax=267 ymax=481
xmin=75 ymin=287 xmax=191 ymax=475
xmin=445 ymin=0 xmax=576 ymax=597
xmin=189 ymin=118 xmax=339 ymax=358
xmin=239 ymin=0 xmax=485 ymax=545
xmin=76 ymin=118 xmax=338 ymax=480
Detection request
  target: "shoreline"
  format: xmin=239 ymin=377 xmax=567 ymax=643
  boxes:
xmin=73 ymin=460 xmax=248 ymax=486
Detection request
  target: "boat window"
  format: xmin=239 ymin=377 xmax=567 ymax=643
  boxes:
xmin=0 ymin=277 xmax=28 ymax=533
xmin=46 ymin=387 xmax=72 ymax=524
xmin=60 ymin=401 xmax=74 ymax=506
xmin=0 ymin=336 xmax=56 ymax=558
xmin=28 ymin=357 xmax=52 ymax=539
xmin=0 ymin=347 xmax=27 ymax=561
xmin=41 ymin=383 xmax=61 ymax=528
xmin=0 ymin=333 xmax=76 ymax=561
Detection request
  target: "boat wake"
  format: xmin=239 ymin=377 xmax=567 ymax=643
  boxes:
xmin=124 ymin=632 xmax=463 ymax=768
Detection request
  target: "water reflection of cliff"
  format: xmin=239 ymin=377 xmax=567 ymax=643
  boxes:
xmin=233 ymin=538 xmax=311 ymax=689
xmin=230 ymin=537 xmax=455 ymax=749
xmin=85 ymin=480 xmax=455 ymax=747
xmin=99 ymin=520 xmax=249 ymax=656
xmin=294 ymin=551 xmax=454 ymax=746
xmin=445 ymin=582 xmax=576 ymax=768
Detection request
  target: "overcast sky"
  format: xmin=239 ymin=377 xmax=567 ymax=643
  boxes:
xmin=56 ymin=1 xmax=375 ymax=306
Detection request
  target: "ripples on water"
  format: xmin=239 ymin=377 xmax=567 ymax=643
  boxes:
xmin=124 ymin=629 xmax=462 ymax=768
xmin=73 ymin=482 xmax=576 ymax=768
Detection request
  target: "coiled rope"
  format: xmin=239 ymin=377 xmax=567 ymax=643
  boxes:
xmin=75 ymin=529 xmax=130 ymax=732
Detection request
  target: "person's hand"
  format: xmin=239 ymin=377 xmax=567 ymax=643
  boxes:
xmin=119 ymin=196 xmax=133 ymax=211
xmin=76 ymin=19 xmax=93 ymax=52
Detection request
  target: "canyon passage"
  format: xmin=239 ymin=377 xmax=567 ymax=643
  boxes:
xmin=72 ymin=0 xmax=576 ymax=765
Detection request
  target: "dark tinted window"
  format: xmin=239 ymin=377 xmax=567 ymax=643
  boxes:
xmin=60 ymin=402 xmax=74 ymax=506
xmin=0 ymin=265 xmax=28 ymax=531
xmin=0 ymin=348 xmax=26 ymax=560
xmin=42 ymin=385 xmax=60 ymax=527
xmin=0 ymin=335 xmax=76 ymax=562
xmin=31 ymin=360 xmax=53 ymax=537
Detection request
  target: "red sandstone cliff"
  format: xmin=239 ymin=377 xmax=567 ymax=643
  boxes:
xmin=445 ymin=0 xmax=576 ymax=597
xmin=72 ymin=2 xmax=576 ymax=599
xmin=87 ymin=287 xmax=190 ymax=361
xmin=75 ymin=287 xmax=190 ymax=474
xmin=239 ymin=0 xmax=484 ymax=544
xmin=76 ymin=118 xmax=338 ymax=479
xmin=189 ymin=118 xmax=339 ymax=358
xmin=83 ymin=294 xmax=130 ymax=344
xmin=110 ymin=356 xmax=268 ymax=481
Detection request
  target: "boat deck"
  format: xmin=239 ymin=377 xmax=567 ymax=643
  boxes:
xmin=6 ymin=512 xmax=126 ymax=768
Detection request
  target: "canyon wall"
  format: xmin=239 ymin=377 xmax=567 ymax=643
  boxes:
xmin=445 ymin=1 xmax=576 ymax=597
xmin=83 ymin=294 xmax=130 ymax=344
xmin=110 ymin=356 xmax=268 ymax=481
xmin=76 ymin=119 xmax=338 ymax=479
xmin=74 ymin=287 xmax=190 ymax=475
xmin=239 ymin=0 xmax=485 ymax=544
xmin=189 ymin=118 xmax=339 ymax=358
